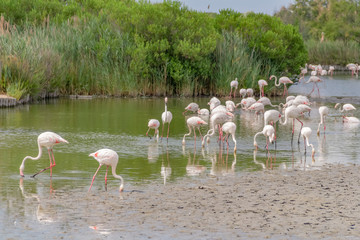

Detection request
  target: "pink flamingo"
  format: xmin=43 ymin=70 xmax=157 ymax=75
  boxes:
xmin=258 ymin=79 xmax=268 ymax=97
xmin=182 ymin=116 xmax=207 ymax=145
xmin=301 ymin=127 xmax=315 ymax=161
xmin=328 ymin=66 xmax=334 ymax=76
xmin=183 ymin=102 xmax=199 ymax=115
xmin=253 ymin=125 xmax=275 ymax=150
xmin=229 ymin=78 xmax=238 ymax=98
xmin=306 ymin=76 xmax=322 ymax=97
xmin=161 ymin=97 xmax=173 ymax=142
xmin=247 ymin=88 xmax=254 ymax=97
xmin=239 ymin=88 xmax=247 ymax=98
xmin=146 ymin=119 xmax=160 ymax=141
xmin=269 ymin=75 xmax=293 ymax=97
xmin=19 ymin=132 xmax=68 ymax=178
xmin=317 ymin=106 xmax=329 ymax=136
xmin=88 ymin=149 xmax=124 ymax=192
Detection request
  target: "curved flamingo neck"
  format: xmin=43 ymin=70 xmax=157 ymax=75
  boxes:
xmin=270 ymin=75 xmax=280 ymax=87
xmin=20 ymin=139 xmax=43 ymax=172
xmin=111 ymin=165 xmax=124 ymax=192
xmin=253 ymin=132 xmax=262 ymax=147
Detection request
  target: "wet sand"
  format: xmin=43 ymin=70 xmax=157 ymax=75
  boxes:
xmin=44 ymin=164 xmax=360 ymax=239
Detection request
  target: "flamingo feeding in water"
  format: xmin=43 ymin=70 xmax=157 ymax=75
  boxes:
xmin=161 ymin=97 xmax=173 ymax=142
xmin=229 ymin=78 xmax=238 ymax=98
xmin=183 ymin=102 xmax=199 ymax=115
xmin=88 ymin=149 xmax=124 ymax=192
xmin=19 ymin=131 xmax=68 ymax=178
xmin=269 ymin=75 xmax=293 ymax=97
xmin=301 ymin=127 xmax=315 ymax=161
xmin=222 ymin=122 xmax=237 ymax=152
xmin=258 ymin=79 xmax=268 ymax=97
xmin=146 ymin=119 xmax=160 ymax=141
xmin=182 ymin=116 xmax=207 ymax=146
xmin=253 ymin=125 xmax=275 ymax=150
xmin=335 ymin=103 xmax=356 ymax=116
xmin=317 ymin=106 xmax=329 ymax=136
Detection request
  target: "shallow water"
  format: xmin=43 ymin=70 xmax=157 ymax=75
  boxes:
xmin=1 ymin=74 xmax=359 ymax=238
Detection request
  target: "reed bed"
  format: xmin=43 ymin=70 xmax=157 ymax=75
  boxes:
xmin=306 ymin=40 xmax=360 ymax=65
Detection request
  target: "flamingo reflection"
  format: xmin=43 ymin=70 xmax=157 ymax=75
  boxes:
xmin=160 ymin=147 xmax=171 ymax=185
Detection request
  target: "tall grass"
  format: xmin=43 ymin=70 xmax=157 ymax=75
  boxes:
xmin=0 ymin=17 xmax=136 ymax=99
xmin=306 ymin=40 xmax=360 ymax=65
xmin=213 ymin=32 xmax=278 ymax=96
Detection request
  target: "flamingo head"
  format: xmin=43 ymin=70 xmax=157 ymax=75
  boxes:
xmin=197 ymin=120 xmax=207 ymax=125
xmin=19 ymin=165 xmax=25 ymax=177
xmin=164 ymin=97 xmax=168 ymax=103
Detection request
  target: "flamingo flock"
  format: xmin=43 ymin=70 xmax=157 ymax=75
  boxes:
xmin=18 ymin=66 xmax=359 ymax=192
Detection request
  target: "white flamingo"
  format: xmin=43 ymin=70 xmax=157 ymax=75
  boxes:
xmin=146 ymin=119 xmax=160 ymax=141
xmin=222 ymin=122 xmax=237 ymax=152
xmin=229 ymin=78 xmax=238 ymax=98
xmin=317 ymin=106 xmax=329 ymax=136
xmin=253 ymin=125 xmax=275 ymax=150
xmin=258 ymin=79 xmax=268 ymax=97
xmin=19 ymin=132 xmax=68 ymax=177
xmin=301 ymin=127 xmax=315 ymax=161
xmin=88 ymin=149 xmax=124 ymax=192
xmin=182 ymin=116 xmax=208 ymax=145
xmin=269 ymin=75 xmax=293 ymax=97
xmin=161 ymin=97 xmax=173 ymax=142
xmin=183 ymin=102 xmax=199 ymax=115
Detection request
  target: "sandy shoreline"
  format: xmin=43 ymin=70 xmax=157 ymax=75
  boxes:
xmin=63 ymin=163 xmax=359 ymax=239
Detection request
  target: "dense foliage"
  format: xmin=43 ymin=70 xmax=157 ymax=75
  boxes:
xmin=0 ymin=0 xmax=307 ymax=99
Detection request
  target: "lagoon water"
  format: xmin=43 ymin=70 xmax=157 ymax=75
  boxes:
xmin=0 ymin=74 xmax=359 ymax=238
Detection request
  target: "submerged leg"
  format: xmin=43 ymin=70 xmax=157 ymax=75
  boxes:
xmin=31 ymin=149 xmax=53 ymax=178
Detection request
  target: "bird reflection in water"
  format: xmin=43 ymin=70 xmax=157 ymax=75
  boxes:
xmin=183 ymin=144 xmax=206 ymax=176
xmin=160 ymin=146 xmax=171 ymax=185
xmin=89 ymin=224 xmax=112 ymax=236
xmin=147 ymin=141 xmax=159 ymax=163
xmin=209 ymin=147 xmax=236 ymax=177
xmin=19 ymin=178 xmax=56 ymax=224
xmin=253 ymin=148 xmax=276 ymax=170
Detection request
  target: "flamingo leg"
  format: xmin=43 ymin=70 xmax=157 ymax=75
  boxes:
xmin=146 ymin=128 xmax=152 ymax=139
xmin=303 ymin=137 xmax=306 ymax=154
xmin=315 ymin=82 xmax=320 ymax=97
xmin=309 ymin=84 xmax=315 ymax=96
xmin=296 ymin=118 xmax=304 ymax=144
xmin=291 ymin=119 xmax=295 ymax=145
xmin=167 ymin=122 xmax=170 ymax=143
xmin=161 ymin=123 xmax=165 ymax=141
xmin=105 ymin=166 xmax=109 ymax=191
xmin=89 ymin=164 xmax=102 ymax=192
xmin=31 ymin=149 xmax=54 ymax=178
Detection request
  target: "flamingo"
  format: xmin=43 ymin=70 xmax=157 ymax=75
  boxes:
xmin=202 ymin=112 xmax=234 ymax=146
xmin=269 ymin=75 xmax=293 ymax=97
xmin=182 ymin=116 xmax=207 ymax=145
xmin=328 ymin=66 xmax=334 ymax=76
xmin=300 ymin=64 xmax=308 ymax=79
xmin=335 ymin=103 xmax=356 ymax=116
xmin=19 ymin=132 xmax=68 ymax=178
xmin=198 ymin=108 xmax=210 ymax=116
xmin=236 ymin=97 xmax=256 ymax=110
xmin=258 ymin=79 xmax=268 ymax=97
xmin=183 ymin=102 xmax=199 ymax=115
xmin=146 ymin=119 xmax=160 ymax=141
xmin=253 ymin=125 xmax=275 ymax=150
xmin=248 ymin=102 xmax=265 ymax=116
xmin=88 ymin=149 xmax=124 ymax=192
xmin=239 ymin=88 xmax=247 ymax=98
xmin=343 ymin=116 xmax=360 ymax=123
xmin=301 ymin=127 xmax=315 ymax=161
xmin=229 ymin=78 xmax=238 ymax=98
xmin=221 ymin=122 xmax=237 ymax=152
xmin=161 ymin=97 xmax=173 ymax=142
xmin=264 ymin=110 xmax=282 ymax=126
xmin=317 ymin=106 xmax=329 ymax=136
xmin=305 ymin=76 xmax=322 ymax=97
xmin=246 ymin=88 xmax=254 ymax=97
xmin=346 ymin=63 xmax=358 ymax=77
xmin=280 ymin=105 xmax=304 ymax=144
xmin=225 ymin=100 xmax=236 ymax=112
xmin=257 ymin=97 xmax=278 ymax=108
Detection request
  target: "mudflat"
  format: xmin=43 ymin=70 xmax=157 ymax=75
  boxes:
xmin=53 ymin=163 xmax=360 ymax=239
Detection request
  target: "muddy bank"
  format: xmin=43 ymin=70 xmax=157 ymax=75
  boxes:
xmin=25 ymin=164 xmax=360 ymax=239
